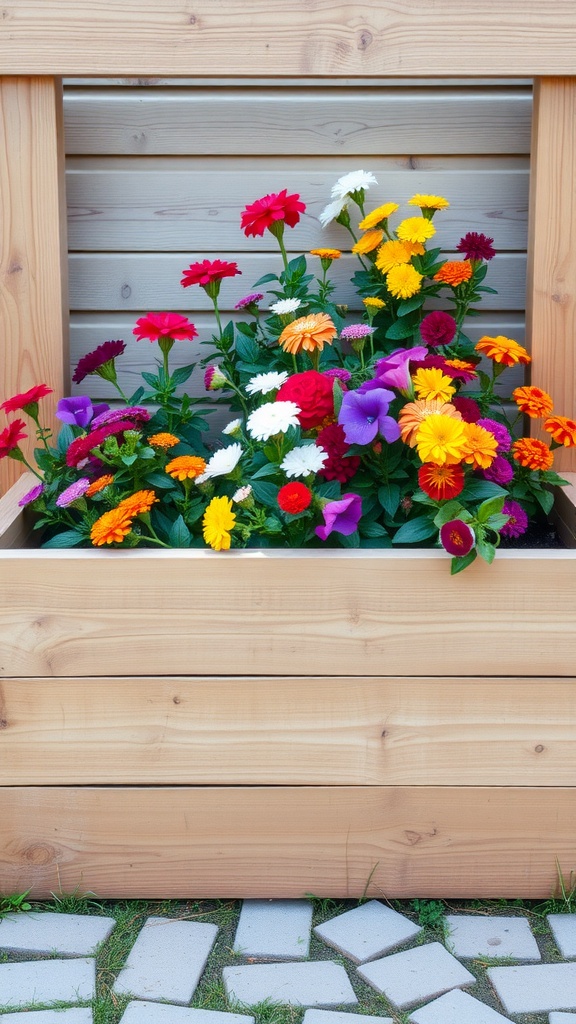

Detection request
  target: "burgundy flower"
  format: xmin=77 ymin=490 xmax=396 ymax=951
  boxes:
xmin=440 ymin=519 xmax=476 ymax=556
xmin=316 ymin=423 xmax=360 ymax=483
xmin=419 ymin=311 xmax=457 ymax=347
xmin=456 ymin=231 xmax=496 ymax=261
xmin=451 ymin=395 xmax=482 ymax=423
xmin=133 ymin=312 xmax=198 ymax=343
xmin=73 ymin=340 xmax=126 ymax=384
xmin=241 ymin=189 xmax=306 ymax=238
xmin=315 ymin=493 xmax=362 ymax=541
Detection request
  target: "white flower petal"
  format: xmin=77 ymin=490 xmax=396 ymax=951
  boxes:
xmin=246 ymin=401 xmax=301 ymax=441
xmin=331 ymin=169 xmax=378 ymax=199
xmin=245 ymin=371 xmax=290 ymax=396
xmin=280 ymin=444 xmax=328 ymax=478
xmin=198 ymin=442 xmax=243 ymax=481
xmin=319 ymin=197 xmax=348 ymax=228
xmin=270 ymin=298 xmax=302 ymax=315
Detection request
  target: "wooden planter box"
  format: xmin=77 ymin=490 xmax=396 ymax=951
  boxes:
xmin=1 ymin=471 xmax=576 ymax=898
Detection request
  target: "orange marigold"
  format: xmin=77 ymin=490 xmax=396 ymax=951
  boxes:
xmin=475 ymin=335 xmax=531 ymax=366
xmin=512 ymin=437 xmax=554 ymax=470
xmin=90 ymin=507 xmax=133 ymax=546
xmin=279 ymin=313 xmax=337 ymax=356
xmin=309 ymin=248 xmax=341 ymax=260
xmin=433 ymin=260 xmax=473 ymax=287
xmin=398 ymin=399 xmax=462 ymax=447
xmin=165 ymin=455 xmax=208 ymax=481
xmin=117 ymin=489 xmax=158 ymax=516
xmin=543 ymin=415 xmax=576 ymax=447
xmin=85 ymin=474 xmax=114 ymax=497
xmin=461 ymin=422 xmax=499 ymax=470
xmin=352 ymin=229 xmax=384 ymax=255
xmin=148 ymin=432 xmax=180 ymax=449
xmin=512 ymin=387 xmax=553 ymax=419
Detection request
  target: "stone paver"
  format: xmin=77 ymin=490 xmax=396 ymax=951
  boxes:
xmin=113 ymin=916 xmax=218 ymax=1005
xmin=487 ymin=963 xmax=576 ymax=1014
xmin=357 ymin=941 xmax=475 ymax=1010
xmin=444 ymin=914 xmax=541 ymax=961
xmin=548 ymin=915 xmax=576 ymax=959
xmin=409 ymin=988 xmax=514 ymax=1023
xmin=313 ymin=899 xmax=421 ymax=964
xmin=234 ymin=900 xmax=312 ymax=959
xmin=222 ymin=961 xmax=358 ymax=1008
xmin=0 ymin=912 xmax=115 ymax=957
xmin=119 ymin=1002 xmax=255 ymax=1024
xmin=0 ymin=958 xmax=95 ymax=1009
xmin=550 ymin=1014 xmax=576 ymax=1022
xmin=0 ymin=1013 xmax=92 ymax=1023
xmin=303 ymin=1010 xmax=392 ymax=1024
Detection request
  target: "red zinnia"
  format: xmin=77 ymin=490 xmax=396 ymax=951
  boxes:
xmin=133 ymin=312 xmax=198 ymax=343
xmin=316 ymin=422 xmax=360 ymax=483
xmin=278 ymin=481 xmax=313 ymax=515
xmin=181 ymin=259 xmax=241 ymax=288
xmin=0 ymin=418 xmax=27 ymax=458
xmin=241 ymin=189 xmax=306 ymax=238
xmin=451 ymin=395 xmax=482 ymax=423
xmin=456 ymin=231 xmax=496 ymax=262
xmin=418 ymin=463 xmax=465 ymax=501
xmin=73 ymin=340 xmax=126 ymax=384
xmin=66 ymin=420 xmax=138 ymax=468
xmin=419 ymin=311 xmax=457 ymax=347
xmin=276 ymin=371 xmax=334 ymax=431
xmin=1 ymin=384 xmax=52 ymax=414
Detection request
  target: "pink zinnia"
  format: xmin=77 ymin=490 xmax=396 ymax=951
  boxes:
xmin=133 ymin=312 xmax=198 ymax=343
xmin=91 ymin=406 xmax=151 ymax=430
xmin=18 ymin=482 xmax=44 ymax=507
xmin=419 ymin=311 xmax=457 ymax=347
xmin=323 ymin=367 xmax=352 ymax=383
xmin=66 ymin=420 xmax=138 ymax=468
xmin=234 ymin=292 xmax=264 ymax=310
xmin=240 ymin=189 xmax=306 ymax=238
xmin=340 ymin=324 xmax=375 ymax=341
xmin=181 ymin=259 xmax=241 ymax=288
xmin=73 ymin=340 xmax=126 ymax=384
xmin=56 ymin=478 xmax=90 ymax=508
xmin=1 ymin=384 xmax=52 ymax=415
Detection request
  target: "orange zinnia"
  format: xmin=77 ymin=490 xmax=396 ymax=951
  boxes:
xmin=461 ymin=423 xmax=498 ymax=470
xmin=279 ymin=313 xmax=337 ymax=355
xmin=475 ymin=335 xmax=531 ymax=366
xmin=433 ymin=260 xmax=473 ymax=287
xmin=85 ymin=474 xmax=114 ymax=497
xmin=512 ymin=437 xmax=554 ymax=470
xmin=117 ymin=489 xmax=158 ymax=517
xmin=398 ymin=400 xmax=461 ymax=447
xmin=90 ymin=507 xmax=133 ymax=546
xmin=166 ymin=455 xmax=208 ymax=481
xmin=512 ymin=386 xmax=553 ymax=419
xmin=352 ymin=229 xmax=384 ymax=255
xmin=544 ymin=415 xmax=576 ymax=447
xmin=418 ymin=463 xmax=465 ymax=501
xmin=148 ymin=432 xmax=180 ymax=449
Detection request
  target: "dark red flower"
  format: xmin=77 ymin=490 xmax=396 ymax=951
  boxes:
xmin=456 ymin=232 xmax=496 ymax=261
xmin=316 ymin=422 xmax=360 ymax=483
xmin=411 ymin=354 xmax=477 ymax=384
xmin=73 ymin=341 xmax=126 ymax=384
xmin=440 ymin=519 xmax=476 ymax=556
xmin=66 ymin=420 xmax=138 ymax=468
xmin=133 ymin=312 xmax=198 ymax=342
xmin=278 ymin=481 xmax=313 ymax=515
xmin=0 ymin=418 xmax=27 ymax=458
xmin=451 ymin=395 xmax=482 ymax=423
xmin=241 ymin=189 xmax=306 ymax=238
xmin=419 ymin=311 xmax=457 ymax=347
xmin=181 ymin=260 xmax=241 ymax=288
xmin=1 ymin=384 xmax=52 ymax=414
xmin=276 ymin=371 xmax=334 ymax=430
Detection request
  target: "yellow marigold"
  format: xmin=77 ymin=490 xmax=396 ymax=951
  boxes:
xmin=385 ymin=263 xmax=423 ymax=300
xmin=375 ymin=239 xmax=420 ymax=274
xmin=415 ymin=414 xmax=468 ymax=466
xmin=412 ymin=367 xmax=456 ymax=403
xmin=279 ymin=313 xmax=337 ymax=355
xmin=475 ymin=335 xmax=531 ymax=366
xmin=543 ymin=415 xmax=576 ymax=447
xmin=309 ymin=248 xmax=341 ymax=260
xmin=85 ymin=474 xmax=114 ymax=497
xmin=512 ymin=437 xmax=554 ymax=470
xmin=363 ymin=297 xmax=386 ymax=310
xmin=166 ymin=455 xmax=208 ymax=481
xmin=352 ymin=229 xmax=384 ymax=255
xmin=90 ymin=507 xmax=133 ymax=547
xmin=513 ymin=386 xmax=553 ymax=419
xmin=434 ymin=260 xmax=473 ymax=287
xmin=398 ymin=399 xmax=461 ymax=447
xmin=396 ymin=216 xmax=436 ymax=244
xmin=358 ymin=203 xmax=399 ymax=230
xmin=148 ymin=432 xmax=180 ymax=449
xmin=202 ymin=495 xmax=236 ymax=551
xmin=408 ymin=193 xmax=450 ymax=210
xmin=117 ymin=489 xmax=158 ymax=517
xmin=461 ymin=422 xmax=498 ymax=470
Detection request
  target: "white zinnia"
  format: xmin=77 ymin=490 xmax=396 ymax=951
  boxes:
xmin=222 ymin=417 xmax=242 ymax=435
xmin=245 ymin=371 xmax=289 ymax=396
xmin=270 ymin=298 xmax=302 ymax=315
xmin=233 ymin=485 xmax=252 ymax=503
xmin=196 ymin=443 xmax=243 ymax=482
xmin=319 ymin=196 xmax=349 ymax=228
xmin=331 ymin=169 xmax=378 ymax=199
xmin=281 ymin=444 xmax=328 ymax=478
xmin=247 ymin=401 xmax=301 ymax=441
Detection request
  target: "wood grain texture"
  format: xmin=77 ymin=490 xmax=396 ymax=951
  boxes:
xmin=527 ymin=78 xmax=576 ymax=471
xmin=0 ymin=78 xmax=69 ymax=496
xmin=2 ymin=675 xmax=576 ymax=786
xmin=2 ymin=785 xmax=575 ymax=898
xmin=0 ymin=545 xmax=576 ymax=678
xmin=0 ymin=2 xmax=575 ymax=77
xmin=63 ymin=87 xmax=531 ymax=156
xmin=552 ymin=472 xmax=576 ymax=547
xmin=0 ymin=474 xmax=35 ymax=548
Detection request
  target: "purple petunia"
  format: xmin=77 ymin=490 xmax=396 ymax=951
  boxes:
xmin=315 ymin=492 xmax=363 ymax=541
xmin=56 ymin=396 xmax=110 ymax=428
xmin=338 ymin=388 xmax=400 ymax=446
xmin=374 ymin=346 xmax=428 ymax=392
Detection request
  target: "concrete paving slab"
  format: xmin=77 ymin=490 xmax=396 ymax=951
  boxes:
xmin=444 ymin=914 xmax=541 ymax=961
xmin=409 ymin=988 xmax=514 ymax=1023
xmin=487 ymin=963 xmax=576 ymax=1014
xmin=357 ymin=941 xmax=475 ymax=1010
xmin=113 ymin=916 xmax=218 ymax=1005
xmin=119 ymin=1002 xmax=254 ymax=1024
xmin=0 ymin=913 xmax=115 ymax=957
xmin=550 ymin=1014 xmax=576 ymax=1023
xmin=548 ymin=916 xmax=576 ymax=959
xmin=0 ymin=1012 xmax=92 ymax=1023
xmin=234 ymin=900 xmax=312 ymax=959
xmin=222 ymin=961 xmax=358 ymax=1008
xmin=314 ymin=900 xmax=421 ymax=964
xmin=0 ymin=958 xmax=95 ymax=1010
xmin=303 ymin=1010 xmax=392 ymax=1024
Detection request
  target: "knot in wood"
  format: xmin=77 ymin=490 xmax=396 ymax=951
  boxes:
xmin=23 ymin=842 xmax=57 ymax=865
xmin=357 ymin=30 xmax=373 ymax=51
xmin=534 ymin=744 xmax=545 ymax=753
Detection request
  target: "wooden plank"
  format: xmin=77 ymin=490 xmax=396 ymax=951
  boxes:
xmin=0 ymin=474 xmax=35 ymax=549
xmin=0 ymin=547 xmax=575 ymax=678
xmin=65 ymin=159 xmax=529 ymax=252
xmin=2 ymin=675 xmax=576 ymax=787
xmin=1 ymin=785 xmax=575 ymax=898
xmin=0 ymin=2 xmax=575 ymax=77
xmin=527 ymin=78 xmax=576 ymax=472
xmin=552 ymin=472 xmax=576 ymax=547
xmin=63 ymin=87 xmax=532 ymax=156
xmin=0 ymin=77 xmax=69 ymax=495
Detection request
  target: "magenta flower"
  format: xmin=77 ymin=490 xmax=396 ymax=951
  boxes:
xmin=133 ymin=312 xmax=198 ymax=343
xmin=481 ymin=455 xmax=514 ymax=485
xmin=477 ymin=417 xmax=511 ymax=453
xmin=440 ymin=519 xmax=476 ymax=556
xmin=55 ymin=478 xmax=90 ymax=508
xmin=18 ymin=482 xmax=44 ymax=507
xmin=419 ymin=311 xmax=457 ymax=347
xmin=234 ymin=292 xmax=264 ymax=310
xmin=501 ymin=500 xmax=529 ymax=538
xmin=315 ymin=493 xmax=362 ymax=541
xmin=456 ymin=231 xmax=496 ymax=261
xmin=72 ymin=340 xmax=126 ymax=385
xmin=323 ymin=367 xmax=352 ymax=383
xmin=340 ymin=324 xmax=375 ymax=341
xmin=91 ymin=406 xmax=151 ymax=430
xmin=338 ymin=388 xmax=400 ymax=446
xmin=375 ymin=346 xmax=428 ymax=391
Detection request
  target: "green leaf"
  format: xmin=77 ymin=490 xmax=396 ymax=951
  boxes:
xmin=56 ymin=423 xmax=76 ymax=455
xmin=252 ymin=273 xmax=279 ymax=286
xmin=145 ymin=471 xmax=176 ymax=490
xmin=433 ymin=501 xmax=467 ymax=528
xmin=169 ymin=515 xmax=191 ymax=547
xmin=476 ymin=534 xmax=496 ymax=564
xmin=540 ymin=471 xmax=570 ymax=486
xmin=250 ymin=463 xmax=280 ymax=480
xmin=251 ymin=479 xmax=280 ymax=508
xmin=316 ymin=480 xmax=341 ymax=500
xmin=170 ymin=363 xmax=196 ymax=387
xmin=385 ymin=318 xmax=416 ymax=341
xmin=476 ymin=495 xmax=506 ymax=523
xmin=141 ymin=371 xmax=160 ymax=388
xmin=461 ymin=479 xmax=507 ymax=502
xmin=235 ymin=332 xmax=260 ymax=363
xmin=339 ymin=530 xmax=360 ymax=548
xmin=392 ymin=516 xmax=438 ymax=544
xmin=378 ymin=483 xmax=400 ymax=518
xmin=360 ymin=521 xmax=389 ymax=538
xmin=450 ymin=550 xmax=477 ymax=574
xmin=42 ymin=530 xmax=86 ymax=548
xmin=396 ymin=294 xmax=426 ymax=316
xmin=534 ymin=487 xmax=555 ymax=515
xmin=264 ymin=516 xmax=284 ymax=534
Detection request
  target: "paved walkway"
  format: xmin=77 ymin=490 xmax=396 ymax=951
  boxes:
xmin=0 ymin=900 xmax=575 ymax=1021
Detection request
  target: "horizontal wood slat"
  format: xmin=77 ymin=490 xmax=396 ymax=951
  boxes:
xmin=65 ymin=161 xmax=529 ymax=252
xmin=2 ymin=785 xmax=575 ymax=898
xmin=1 ymin=2 xmax=575 ymax=77
xmin=2 ymin=676 xmax=576 ymax=787
xmin=1 ymin=547 xmax=575 ymax=678
xmin=63 ymin=88 xmax=532 ymax=156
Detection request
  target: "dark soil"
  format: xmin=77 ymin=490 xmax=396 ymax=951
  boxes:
xmin=499 ymin=517 xmax=564 ymax=549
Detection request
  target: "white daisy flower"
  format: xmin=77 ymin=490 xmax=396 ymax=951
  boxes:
xmin=196 ymin=443 xmax=243 ymax=482
xmin=222 ymin=418 xmax=243 ymax=436
xmin=331 ymin=169 xmax=378 ymax=199
xmin=247 ymin=401 xmax=301 ymax=441
xmin=281 ymin=444 xmax=328 ymax=478
xmin=319 ymin=196 xmax=349 ymax=228
xmin=245 ymin=371 xmax=290 ymax=396
xmin=270 ymin=298 xmax=302 ymax=315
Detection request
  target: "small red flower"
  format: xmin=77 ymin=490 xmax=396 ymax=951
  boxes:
xmin=133 ymin=312 xmax=198 ymax=343
xmin=316 ymin=422 xmax=360 ymax=483
xmin=276 ymin=371 xmax=334 ymax=431
xmin=440 ymin=519 xmax=476 ymax=556
xmin=418 ymin=463 xmax=465 ymax=501
xmin=241 ymin=189 xmax=306 ymax=238
xmin=1 ymin=384 xmax=52 ymax=415
xmin=278 ymin=482 xmax=313 ymax=515
xmin=0 ymin=418 xmax=27 ymax=458
xmin=181 ymin=259 xmax=241 ymax=288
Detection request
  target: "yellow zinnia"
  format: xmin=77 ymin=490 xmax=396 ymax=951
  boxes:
xmin=358 ymin=203 xmax=399 ymax=230
xmin=352 ymin=229 xmax=384 ymax=255
xmin=203 ymin=495 xmax=236 ymax=551
xmin=412 ymin=367 xmax=456 ymax=403
xmin=376 ymin=239 xmax=422 ymax=274
xmin=398 ymin=399 xmax=461 ymax=447
xmin=363 ymin=297 xmax=386 ymax=310
xmin=408 ymin=193 xmax=450 ymax=211
xmin=396 ymin=216 xmax=436 ymax=244
xmin=385 ymin=264 xmax=423 ymax=300
xmin=415 ymin=414 xmax=468 ymax=466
